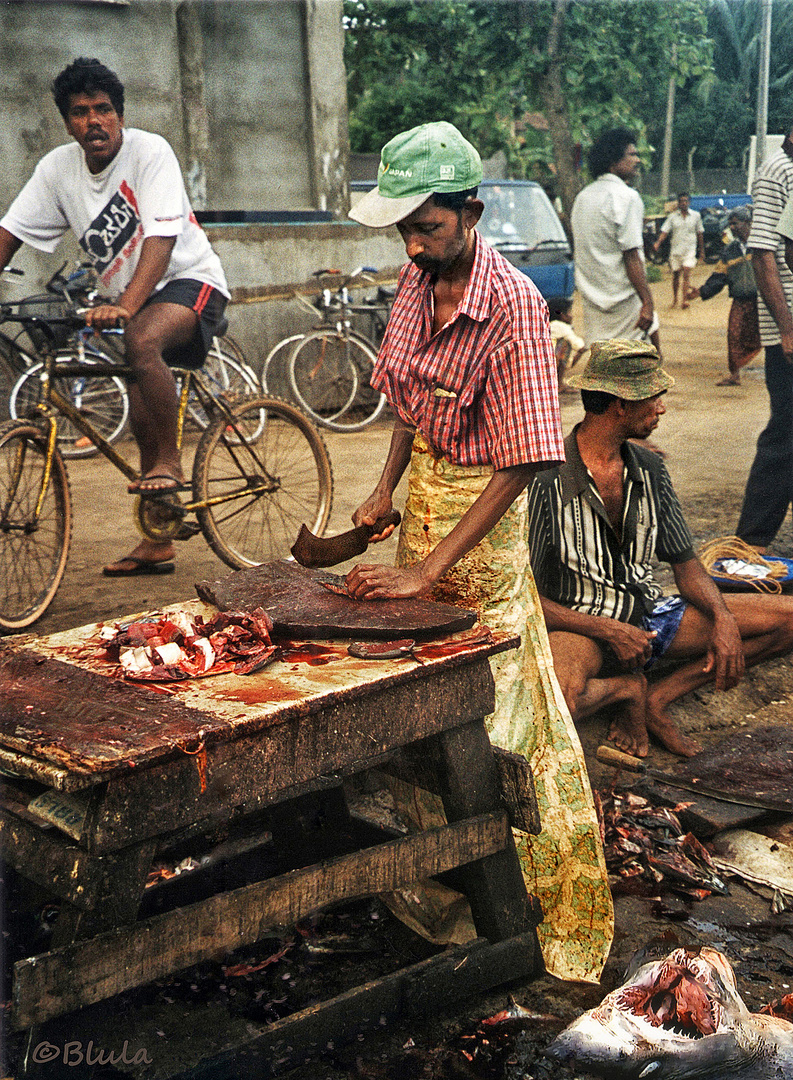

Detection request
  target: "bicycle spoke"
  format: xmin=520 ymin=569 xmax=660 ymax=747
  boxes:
xmin=0 ymin=422 xmax=71 ymax=629
xmin=194 ymin=398 xmax=332 ymax=568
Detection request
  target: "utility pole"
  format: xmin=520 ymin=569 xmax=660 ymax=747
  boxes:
xmin=660 ymin=44 xmax=677 ymax=200
xmin=755 ymin=0 xmax=772 ymax=166
xmin=176 ymin=1 xmax=210 ymax=210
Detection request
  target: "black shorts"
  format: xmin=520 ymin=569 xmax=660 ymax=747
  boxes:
xmin=143 ymin=278 xmax=228 ymax=369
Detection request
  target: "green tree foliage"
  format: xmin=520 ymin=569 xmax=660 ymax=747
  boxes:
xmin=344 ymin=0 xmax=712 ymax=200
xmin=345 ymin=0 xmax=793 ymax=206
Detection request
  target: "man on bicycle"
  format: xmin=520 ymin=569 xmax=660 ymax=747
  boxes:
xmin=0 ymin=57 xmax=229 ymax=577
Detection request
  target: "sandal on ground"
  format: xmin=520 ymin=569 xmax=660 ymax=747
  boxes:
xmin=102 ymin=557 xmax=176 ymax=578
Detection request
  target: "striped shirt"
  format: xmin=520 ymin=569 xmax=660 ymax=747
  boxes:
xmin=527 ymin=429 xmax=695 ymax=627
xmin=747 ymin=141 xmax=793 ymax=347
xmin=371 ymin=231 xmax=564 ymax=470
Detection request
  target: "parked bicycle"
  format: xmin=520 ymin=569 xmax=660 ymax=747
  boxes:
xmin=0 ymin=303 xmax=333 ymax=631
xmin=262 ymin=267 xmax=393 ymax=432
xmin=1 ymin=264 xmax=260 ymax=457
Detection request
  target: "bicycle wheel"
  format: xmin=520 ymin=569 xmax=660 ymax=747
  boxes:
xmin=288 ymin=330 xmax=386 ymax=432
xmin=0 ymin=420 xmax=72 ymax=630
xmin=9 ymin=351 xmax=129 ymax=459
xmin=0 ymin=336 xmax=31 ymax=422
xmin=181 ymin=341 xmax=260 ymax=432
xmin=193 ymin=396 xmax=333 ymax=569
xmin=288 ymin=330 xmax=359 ymax=428
xmin=261 ymin=333 xmax=304 ymax=396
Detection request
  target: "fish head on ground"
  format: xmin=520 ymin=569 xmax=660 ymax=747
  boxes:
xmin=544 ymin=947 xmax=793 ymax=1079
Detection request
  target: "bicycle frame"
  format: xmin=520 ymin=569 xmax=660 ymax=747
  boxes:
xmin=12 ymin=320 xmax=280 ymax=526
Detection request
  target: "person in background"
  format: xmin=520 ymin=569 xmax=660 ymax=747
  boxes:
xmin=547 ymin=295 xmax=586 ymax=395
xmin=571 ymin=126 xmax=661 ymax=355
xmin=0 ymin=58 xmax=229 ymax=578
xmin=689 ymin=206 xmax=760 ymax=386
xmin=653 ymin=193 xmax=704 ymax=309
xmin=347 ymin=120 xmax=612 ymax=985
xmin=735 ymin=124 xmax=793 ymax=554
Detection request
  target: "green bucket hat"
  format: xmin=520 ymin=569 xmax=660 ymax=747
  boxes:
xmin=567 ymin=339 xmax=675 ymax=399
xmin=349 ymin=121 xmax=483 ymax=228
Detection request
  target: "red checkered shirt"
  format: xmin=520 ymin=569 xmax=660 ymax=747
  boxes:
xmin=372 ymin=231 xmax=564 ymax=470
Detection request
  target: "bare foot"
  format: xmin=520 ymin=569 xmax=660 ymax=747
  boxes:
xmin=681 ymin=301 xmax=690 ymax=310
xmin=608 ymin=710 xmax=649 ymax=757
xmin=645 ymin=704 xmax=701 ymax=757
xmin=716 ymin=376 xmax=740 ymax=387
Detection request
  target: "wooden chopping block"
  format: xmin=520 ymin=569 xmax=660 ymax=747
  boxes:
xmin=195 ymin=561 xmax=477 ymax=641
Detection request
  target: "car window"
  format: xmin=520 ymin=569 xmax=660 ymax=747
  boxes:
xmin=478 ymin=184 xmax=568 ymax=250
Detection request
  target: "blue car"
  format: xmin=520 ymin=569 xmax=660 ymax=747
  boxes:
xmin=350 ymin=178 xmax=574 ymax=301
xmin=477 ymin=180 xmax=574 ymax=301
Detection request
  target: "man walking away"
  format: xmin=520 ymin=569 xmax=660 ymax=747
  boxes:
xmin=571 ymin=127 xmax=660 ymax=354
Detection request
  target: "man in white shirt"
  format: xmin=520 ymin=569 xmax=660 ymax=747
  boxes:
xmin=571 ymin=127 xmax=659 ymax=354
xmin=653 ymin=193 xmax=704 ymax=309
xmin=0 ymin=58 xmax=229 ymax=577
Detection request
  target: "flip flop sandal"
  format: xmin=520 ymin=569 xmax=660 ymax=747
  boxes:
xmin=129 ymin=474 xmax=190 ymax=495
xmin=102 ymin=558 xmax=176 ymax=578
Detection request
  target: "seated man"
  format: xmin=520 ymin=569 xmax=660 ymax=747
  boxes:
xmin=527 ymin=339 xmax=793 ymax=758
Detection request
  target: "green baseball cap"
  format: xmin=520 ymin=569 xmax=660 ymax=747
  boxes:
xmin=349 ymin=121 xmax=483 ymax=228
xmin=567 ymin=339 xmax=675 ymax=399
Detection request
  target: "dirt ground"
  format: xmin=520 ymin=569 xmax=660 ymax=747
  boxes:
xmin=5 ymin=270 xmax=793 ymax=1079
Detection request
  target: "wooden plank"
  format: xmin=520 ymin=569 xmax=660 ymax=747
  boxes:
xmin=0 ymin=746 xmax=81 ymax=792
xmin=0 ymin=635 xmax=514 ymax=788
xmin=493 ymin=745 xmax=541 ymax=835
xmin=168 ymin=933 xmax=539 ymax=1079
xmin=0 ymin=805 xmax=107 ymax=909
xmin=85 ymin=661 xmax=496 ymax=852
xmin=12 ymin=812 xmax=509 ymax=1029
xmin=432 ymin=720 xmax=542 ymax=942
xmin=636 ymin=778 xmax=770 ymax=839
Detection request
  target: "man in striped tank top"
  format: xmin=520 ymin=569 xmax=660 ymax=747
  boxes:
xmin=528 ymin=340 xmax=793 ymax=759
xmin=735 ymin=126 xmax=793 ymax=553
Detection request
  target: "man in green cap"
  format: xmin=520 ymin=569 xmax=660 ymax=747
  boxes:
xmin=346 ymin=123 xmax=614 ymax=987
xmin=528 ymin=339 xmax=793 ymax=759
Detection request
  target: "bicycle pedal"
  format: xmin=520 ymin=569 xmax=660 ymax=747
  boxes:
xmin=174 ymin=521 xmax=201 ymax=541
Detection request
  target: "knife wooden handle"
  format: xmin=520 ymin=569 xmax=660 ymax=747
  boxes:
xmin=366 ymin=509 xmax=401 ymax=536
xmin=596 ymin=745 xmax=647 ymax=774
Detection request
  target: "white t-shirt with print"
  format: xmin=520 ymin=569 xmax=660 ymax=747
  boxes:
xmin=1 ymin=128 xmax=228 ymax=299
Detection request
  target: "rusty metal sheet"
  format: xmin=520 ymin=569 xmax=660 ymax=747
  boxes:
xmin=665 ymin=724 xmax=793 ymax=811
xmin=195 ymin=561 xmax=477 ymax=640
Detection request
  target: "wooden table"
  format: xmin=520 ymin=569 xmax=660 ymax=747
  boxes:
xmin=0 ymin=606 xmax=541 ymax=1075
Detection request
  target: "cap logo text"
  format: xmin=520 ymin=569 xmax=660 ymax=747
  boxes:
xmin=439 ymin=165 xmax=455 ymax=180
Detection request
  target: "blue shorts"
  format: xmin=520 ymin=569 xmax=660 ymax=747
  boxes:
xmin=642 ymin=595 xmax=687 ymax=670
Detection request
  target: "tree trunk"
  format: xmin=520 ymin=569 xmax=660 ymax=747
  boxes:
xmin=518 ymin=0 xmax=582 ymax=230
xmin=540 ymin=0 xmax=582 ymax=228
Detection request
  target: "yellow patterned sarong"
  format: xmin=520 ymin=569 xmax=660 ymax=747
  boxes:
xmin=392 ymin=433 xmax=613 ymax=984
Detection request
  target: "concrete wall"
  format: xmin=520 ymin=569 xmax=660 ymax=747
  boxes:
xmin=208 ymin=221 xmax=406 ymax=382
xmin=0 ymin=0 xmax=367 ymax=372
